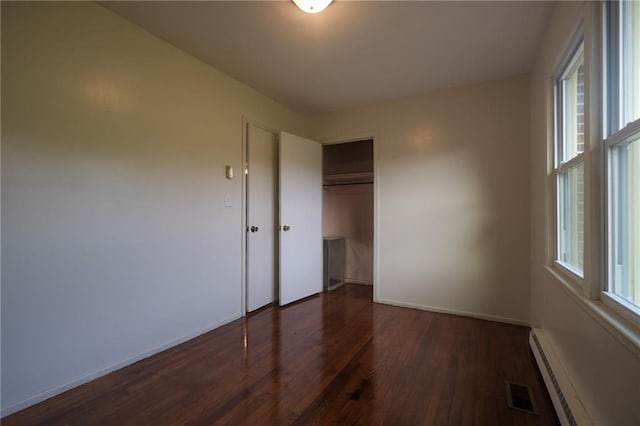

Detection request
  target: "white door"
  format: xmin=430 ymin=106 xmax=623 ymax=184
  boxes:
xmin=279 ymin=131 xmax=322 ymax=306
xmin=246 ymin=124 xmax=278 ymax=312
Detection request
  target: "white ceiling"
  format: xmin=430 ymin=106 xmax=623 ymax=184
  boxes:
xmin=102 ymin=1 xmax=553 ymax=115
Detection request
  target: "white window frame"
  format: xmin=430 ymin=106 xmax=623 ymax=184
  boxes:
xmin=602 ymin=0 xmax=640 ymax=326
xmin=552 ymin=34 xmax=586 ymax=285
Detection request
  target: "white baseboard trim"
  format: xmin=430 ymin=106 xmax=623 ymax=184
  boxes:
xmin=1 ymin=312 xmax=242 ymax=418
xmin=529 ymin=328 xmax=592 ymax=426
xmin=326 ymin=281 xmax=346 ymax=291
xmin=376 ymin=297 xmax=530 ymax=326
xmin=345 ymin=279 xmax=373 ymax=286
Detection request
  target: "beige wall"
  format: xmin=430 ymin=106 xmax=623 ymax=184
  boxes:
xmin=530 ymin=2 xmax=640 ymax=424
xmin=1 ymin=1 xmax=304 ymax=414
xmin=308 ymin=74 xmax=532 ymax=324
xmin=323 ymin=185 xmax=374 ymax=284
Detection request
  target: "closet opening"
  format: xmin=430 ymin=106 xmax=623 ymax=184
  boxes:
xmin=322 ymin=139 xmax=374 ymax=297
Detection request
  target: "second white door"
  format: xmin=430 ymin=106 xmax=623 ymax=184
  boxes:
xmin=246 ymin=124 xmax=278 ymax=312
xmin=279 ymin=131 xmax=323 ymax=306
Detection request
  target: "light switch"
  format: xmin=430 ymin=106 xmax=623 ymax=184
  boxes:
xmin=225 ymin=194 xmax=232 ymax=207
xmin=225 ymin=165 xmax=234 ymax=179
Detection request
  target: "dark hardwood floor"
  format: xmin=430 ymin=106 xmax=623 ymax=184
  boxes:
xmin=4 ymin=285 xmax=558 ymax=425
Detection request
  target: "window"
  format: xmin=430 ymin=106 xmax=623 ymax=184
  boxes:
xmin=555 ymin=42 xmax=585 ymax=277
xmin=605 ymin=0 xmax=640 ymax=317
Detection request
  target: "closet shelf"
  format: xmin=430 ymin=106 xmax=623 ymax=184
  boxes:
xmin=323 ymin=172 xmax=373 ymax=186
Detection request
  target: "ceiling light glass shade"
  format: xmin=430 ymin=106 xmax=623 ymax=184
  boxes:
xmin=293 ymin=0 xmax=333 ymax=14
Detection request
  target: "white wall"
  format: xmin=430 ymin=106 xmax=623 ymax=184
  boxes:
xmin=530 ymin=2 xmax=640 ymax=424
xmin=0 ymin=1 xmax=304 ymax=414
xmin=308 ymin=75 xmax=532 ymax=324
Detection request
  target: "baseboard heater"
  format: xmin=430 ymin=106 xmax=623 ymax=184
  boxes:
xmin=529 ymin=329 xmax=592 ymax=426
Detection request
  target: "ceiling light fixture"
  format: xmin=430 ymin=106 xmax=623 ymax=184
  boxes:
xmin=293 ymin=0 xmax=333 ymax=14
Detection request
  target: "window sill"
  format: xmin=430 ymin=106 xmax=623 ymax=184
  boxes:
xmin=544 ymin=265 xmax=640 ymax=360
xmin=551 ymin=260 xmax=583 ymax=288
xmin=601 ymin=292 xmax=640 ymax=328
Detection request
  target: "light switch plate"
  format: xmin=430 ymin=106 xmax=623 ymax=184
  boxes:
xmin=225 ymin=165 xmax=233 ymax=179
xmin=225 ymin=194 xmax=232 ymax=207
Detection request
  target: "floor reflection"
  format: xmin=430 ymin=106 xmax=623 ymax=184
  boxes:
xmin=240 ymin=284 xmax=375 ymax=423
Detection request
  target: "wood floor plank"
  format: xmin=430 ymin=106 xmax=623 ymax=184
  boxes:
xmin=3 ymin=285 xmax=558 ymax=425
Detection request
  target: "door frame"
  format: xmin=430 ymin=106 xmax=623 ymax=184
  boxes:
xmin=241 ymin=116 xmax=281 ymax=316
xmin=321 ymin=132 xmax=379 ymax=302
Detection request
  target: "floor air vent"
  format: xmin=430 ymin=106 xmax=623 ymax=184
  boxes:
xmin=506 ymin=382 xmax=537 ymax=415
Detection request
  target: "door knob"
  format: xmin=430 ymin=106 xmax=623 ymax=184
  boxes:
xmin=250 ymin=226 xmax=259 ymax=232
xmin=282 ymin=225 xmax=290 ymax=232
